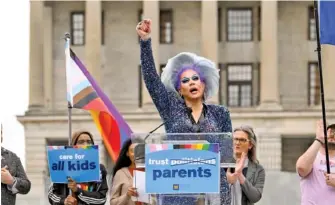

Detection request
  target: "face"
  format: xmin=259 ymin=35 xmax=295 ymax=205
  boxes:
xmin=76 ymin=133 xmax=93 ymax=146
xmin=179 ymin=69 xmax=205 ymax=100
xmin=127 ymin=143 xmax=137 ymax=163
xmin=233 ymin=130 xmax=253 ymax=155
xmin=327 ymin=128 xmax=335 ymax=150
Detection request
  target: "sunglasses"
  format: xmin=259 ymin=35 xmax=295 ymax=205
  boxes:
xmin=233 ymin=138 xmax=250 ymax=143
xmin=181 ymin=75 xmax=200 ymax=84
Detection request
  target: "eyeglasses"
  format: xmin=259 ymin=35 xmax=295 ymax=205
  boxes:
xmin=233 ymin=138 xmax=250 ymax=143
xmin=181 ymin=75 xmax=200 ymax=84
xmin=76 ymin=140 xmax=93 ymax=145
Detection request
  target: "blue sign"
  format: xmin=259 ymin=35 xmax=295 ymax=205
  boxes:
xmin=145 ymin=143 xmax=220 ymax=194
xmin=47 ymin=145 xmax=100 ymax=183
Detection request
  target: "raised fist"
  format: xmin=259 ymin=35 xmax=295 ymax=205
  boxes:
xmin=136 ymin=19 xmax=151 ymax=41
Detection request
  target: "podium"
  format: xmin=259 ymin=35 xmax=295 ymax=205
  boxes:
xmin=132 ymin=133 xmax=234 ymax=205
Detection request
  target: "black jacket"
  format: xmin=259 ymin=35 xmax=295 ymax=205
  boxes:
xmin=1 ymin=147 xmax=31 ymax=205
xmin=48 ymin=164 xmax=108 ymax=205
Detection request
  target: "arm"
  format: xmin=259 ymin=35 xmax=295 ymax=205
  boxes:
xmin=76 ymin=165 xmax=108 ymax=205
xmin=296 ymin=140 xmax=322 ymax=177
xmin=110 ymin=170 xmax=130 ymax=205
xmin=297 ymin=120 xmax=325 ymax=177
xmin=7 ymin=155 xmax=31 ymax=194
xmin=239 ymin=165 xmax=265 ymax=203
xmin=140 ymin=38 xmax=171 ymax=119
xmin=48 ymin=183 xmax=67 ymax=205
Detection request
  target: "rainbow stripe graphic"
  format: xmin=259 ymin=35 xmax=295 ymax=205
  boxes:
xmin=65 ymin=39 xmax=132 ymax=162
xmin=147 ymin=143 xmax=219 ymax=153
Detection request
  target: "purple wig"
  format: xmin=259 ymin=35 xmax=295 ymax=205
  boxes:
xmin=161 ymin=52 xmax=219 ymax=101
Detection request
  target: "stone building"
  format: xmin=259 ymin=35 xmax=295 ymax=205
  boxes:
xmin=17 ymin=0 xmax=335 ymax=204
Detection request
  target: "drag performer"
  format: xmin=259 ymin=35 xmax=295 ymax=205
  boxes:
xmin=136 ymin=19 xmax=232 ymax=205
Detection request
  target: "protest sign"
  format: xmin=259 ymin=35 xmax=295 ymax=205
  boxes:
xmin=47 ymin=145 xmax=100 ymax=183
xmin=145 ymin=143 xmax=220 ymax=194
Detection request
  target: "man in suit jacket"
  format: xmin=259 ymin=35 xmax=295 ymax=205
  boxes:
xmin=1 ymin=136 xmax=31 ymax=205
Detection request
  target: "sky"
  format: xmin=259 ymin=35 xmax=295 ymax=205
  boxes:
xmin=0 ymin=0 xmax=29 ymax=166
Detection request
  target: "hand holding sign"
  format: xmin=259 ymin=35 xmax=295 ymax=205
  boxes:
xmin=127 ymin=187 xmax=138 ymax=197
xmin=64 ymin=195 xmax=77 ymax=205
xmin=68 ymin=177 xmax=78 ymax=193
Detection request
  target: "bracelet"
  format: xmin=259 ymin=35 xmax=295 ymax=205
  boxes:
xmin=315 ymin=138 xmax=324 ymax=145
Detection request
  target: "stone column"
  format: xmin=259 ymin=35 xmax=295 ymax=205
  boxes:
xmin=85 ymin=0 xmax=102 ymax=83
xmin=142 ymin=0 xmax=159 ymax=107
xmin=29 ymin=1 xmax=44 ymax=109
xmin=43 ymin=5 xmax=53 ymax=110
xmin=259 ymin=0 xmax=282 ymax=110
xmin=321 ymin=45 xmax=335 ymax=109
xmin=201 ymin=0 xmax=219 ymax=104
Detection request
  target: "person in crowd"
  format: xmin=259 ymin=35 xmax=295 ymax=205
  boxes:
xmin=136 ymin=19 xmax=232 ymax=205
xmin=48 ymin=131 xmax=108 ymax=205
xmin=110 ymin=138 xmax=153 ymax=205
xmin=226 ymin=125 xmax=265 ymax=205
xmin=296 ymin=120 xmax=335 ymax=205
xmin=1 ymin=133 xmax=31 ymax=205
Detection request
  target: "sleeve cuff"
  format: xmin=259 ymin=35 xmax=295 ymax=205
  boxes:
xmin=7 ymin=177 xmax=19 ymax=194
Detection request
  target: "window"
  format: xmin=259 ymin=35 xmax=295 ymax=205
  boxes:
xmin=258 ymin=6 xmax=261 ymax=41
xmin=281 ymin=137 xmax=314 ymax=172
xmin=308 ymin=62 xmax=320 ymax=106
xmin=226 ymin=8 xmax=253 ymax=41
xmin=218 ymin=7 xmax=222 ymax=42
xmin=70 ymin=11 xmax=105 ymax=46
xmin=139 ymin=65 xmax=143 ymax=108
xmin=227 ymin=64 xmax=253 ymax=107
xmin=308 ymin=6 xmax=316 ymax=40
xmin=160 ymin=10 xmax=173 ymax=44
xmin=71 ymin=12 xmax=85 ymax=45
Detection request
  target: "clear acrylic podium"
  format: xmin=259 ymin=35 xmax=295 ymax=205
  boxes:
xmin=132 ymin=133 xmax=234 ymax=205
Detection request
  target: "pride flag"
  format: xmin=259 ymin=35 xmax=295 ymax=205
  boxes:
xmin=65 ymin=38 xmax=132 ymax=162
xmin=318 ymin=0 xmax=335 ymax=45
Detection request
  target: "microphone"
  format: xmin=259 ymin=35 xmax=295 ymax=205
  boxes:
xmin=135 ymin=106 xmax=193 ymax=163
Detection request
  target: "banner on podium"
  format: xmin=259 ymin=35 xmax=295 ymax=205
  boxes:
xmin=145 ymin=143 xmax=220 ymax=194
xmin=47 ymin=145 xmax=100 ymax=183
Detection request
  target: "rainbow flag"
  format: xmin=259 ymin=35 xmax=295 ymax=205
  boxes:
xmin=65 ymin=38 xmax=132 ymax=162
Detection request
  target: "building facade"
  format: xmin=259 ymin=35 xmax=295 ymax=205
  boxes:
xmin=17 ymin=1 xmax=335 ymax=204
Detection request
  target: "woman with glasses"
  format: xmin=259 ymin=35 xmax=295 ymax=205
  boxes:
xmin=226 ymin=126 xmax=265 ymax=205
xmin=136 ymin=19 xmax=232 ymax=205
xmin=48 ymin=131 xmax=108 ymax=205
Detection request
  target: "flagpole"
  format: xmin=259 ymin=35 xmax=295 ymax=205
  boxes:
xmin=313 ymin=0 xmax=330 ymax=174
xmin=64 ymin=33 xmax=74 ymax=196
xmin=64 ymin=32 xmax=73 ymax=147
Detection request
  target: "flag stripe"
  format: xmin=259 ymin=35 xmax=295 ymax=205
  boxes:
xmin=72 ymin=80 xmax=91 ymax=97
xmin=73 ymin=86 xmax=96 ymax=104
xmin=73 ymin=91 xmax=99 ymax=109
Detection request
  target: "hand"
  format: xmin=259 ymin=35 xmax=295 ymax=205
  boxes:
xmin=67 ymin=177 xmax=78 ymax=193
xmin=316 ymin=120 xmax=326 ymax=143
xmin=126 ymin=187 xmax=138 ymax=197
xmin=235 ymin=152 xmax=247 ymax=174
xmin=64 ymin=195 xmax=77 ymax=205
xmin=1 ymin=166 xmax=14 ymax=185
xmin=324 ymin=173 xmax=335 ymax=187
xmin=136 ymin=19 xmax=151 ymax=41
xmin=226 ymin=168 xmax=238 ymax=184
